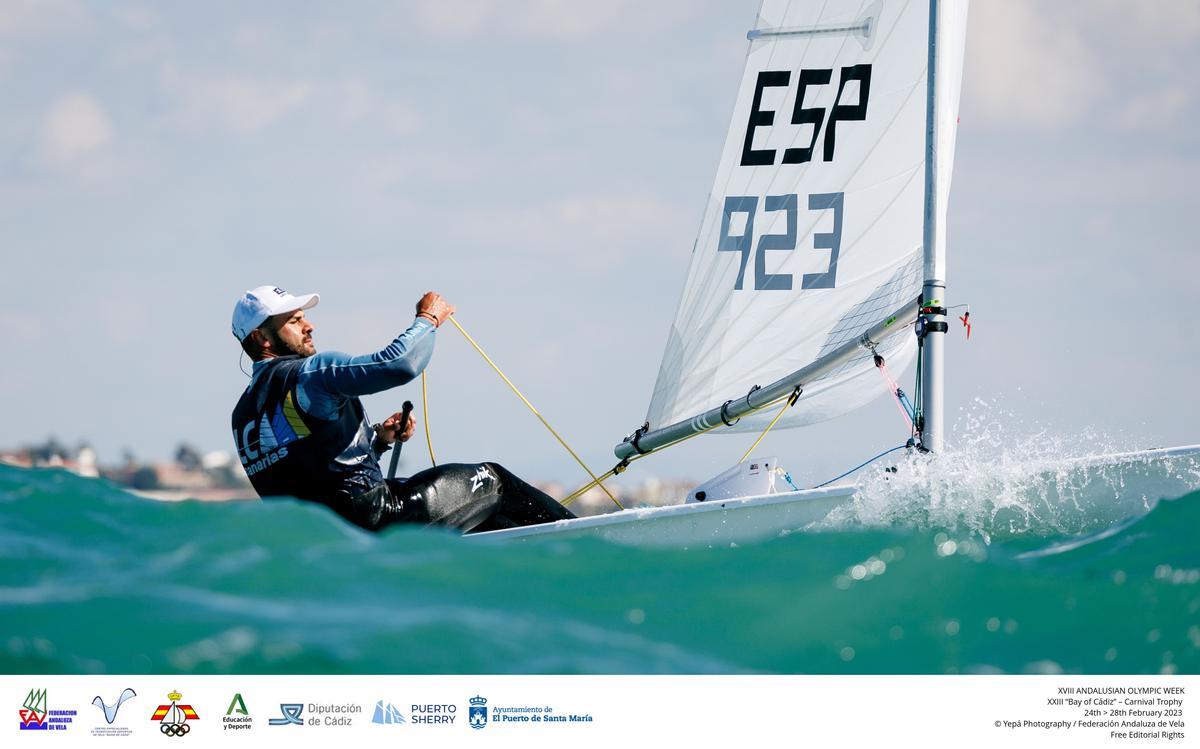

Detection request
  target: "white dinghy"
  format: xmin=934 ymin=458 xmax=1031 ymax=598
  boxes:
xmin=476 ymin=0 xmax=1200 ymax=545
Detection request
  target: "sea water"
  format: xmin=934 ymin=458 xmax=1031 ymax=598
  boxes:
xmin=0 ymin=455 xmax=1197 ymax=675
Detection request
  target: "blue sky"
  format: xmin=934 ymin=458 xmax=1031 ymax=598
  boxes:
xmin=2 ymin=1 xmax=1197 ymax=487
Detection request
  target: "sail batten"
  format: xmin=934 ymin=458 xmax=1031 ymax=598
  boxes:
xmin=635 ymin=0 xmax=968 ymax=453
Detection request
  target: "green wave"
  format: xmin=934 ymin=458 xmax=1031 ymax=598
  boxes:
xmin=1 ymin=465 xmax=1196 ymax=674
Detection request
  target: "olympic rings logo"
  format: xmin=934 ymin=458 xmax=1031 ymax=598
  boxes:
xmin=160 ymin=722 xmax=191 ymax=736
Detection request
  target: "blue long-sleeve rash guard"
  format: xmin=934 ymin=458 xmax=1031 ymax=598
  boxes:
xmin=252 ymin=317 xmax=436 ymax=421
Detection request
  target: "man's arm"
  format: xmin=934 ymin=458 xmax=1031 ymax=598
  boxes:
xmin=296 ymin=318 xmax=435 ymax=419
xmin=295 ymin=292 xmax=456 ymax=420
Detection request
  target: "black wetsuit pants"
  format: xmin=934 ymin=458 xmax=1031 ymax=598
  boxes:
xmin=348 ymin=462 xmax=575 ymax=533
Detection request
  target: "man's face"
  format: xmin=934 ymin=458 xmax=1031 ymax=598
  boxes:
xmin=263 ymin=309 xmax=316 ymax=357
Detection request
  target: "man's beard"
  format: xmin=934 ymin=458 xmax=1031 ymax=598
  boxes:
xmin=265 ymin=329 xmax=314 ymax=357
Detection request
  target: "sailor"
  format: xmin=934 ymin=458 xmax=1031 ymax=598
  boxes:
xmin=230 ymin=285 xmax=575 ymax=532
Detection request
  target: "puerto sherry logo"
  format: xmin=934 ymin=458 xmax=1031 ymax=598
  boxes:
xmin=223 ymin=693 xmax=253 ymax=732
xmin=91 ymin=688 xmax=136 ymax=737
xmin=468 ymin=696 xmax=487 ymax=729
xmin=371 ymin=701 xmax=406 ymax=725
xmin=411 ymin=703 xmax=457 ymax=725
xmin=151 ymin=690 xmax=198 ymax=737
xmin=269 ymin=704 xmax=304 ymax=726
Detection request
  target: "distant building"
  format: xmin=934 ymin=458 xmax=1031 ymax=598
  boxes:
xmin=2 ymin=437 xmax=695 ymax=509
xmin=0 ymin=438 xmax=98 ymax=477
xmin=1 ymin=438 xmax=254 ymax=501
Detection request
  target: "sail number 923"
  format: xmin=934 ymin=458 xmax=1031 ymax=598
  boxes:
xmin=718 ymin=192 xmax=843 ymax=291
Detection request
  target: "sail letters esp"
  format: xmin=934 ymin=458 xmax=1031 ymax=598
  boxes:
xmin=740 ymin=65 xmax=872 ymax=167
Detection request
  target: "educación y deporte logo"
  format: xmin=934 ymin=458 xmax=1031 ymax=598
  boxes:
xmin=223 ymin=693 xmax=253 ymax=732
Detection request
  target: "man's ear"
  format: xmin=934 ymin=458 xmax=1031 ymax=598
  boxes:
xmin=251 ymin=329 xmax=270 ymax=350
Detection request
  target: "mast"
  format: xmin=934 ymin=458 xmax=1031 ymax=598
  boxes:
xmin=920 ymin=0 xmax=947 ymax=453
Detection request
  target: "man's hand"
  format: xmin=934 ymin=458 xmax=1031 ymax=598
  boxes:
xmin=415 ymin=291 xmax=456 ymax=328
xmin=375 ymin=410 xmax=417 ymax=445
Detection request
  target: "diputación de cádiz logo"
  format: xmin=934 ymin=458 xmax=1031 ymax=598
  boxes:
xmin=151 ymin=690 xmax=199 ymax=737
xmin=268 ymin=704 xmax=304 ymax=726
xmin=469 ymin=696 xmax=488 ymax=730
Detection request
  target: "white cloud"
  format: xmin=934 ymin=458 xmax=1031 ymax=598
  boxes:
xmin=964 ymin=1 xmax=1103 ymax=129
xmin=399 ymin=0 xmax=686 ymax=41
xmin=0 ymin=46 xmax=14 ymax=79
xmin=160 ymin=66 xmax=420 ymax=138
xmin=0 ymin=0 xmax=87 ymax=39
xmin=1095 ymin=0 xmax=1200 ymax=44
xmin=113 ymin=5 xmax=159 ymax=33
xmin=0 ymin=312 xmax=42 ymax=344
xmin=97 ymin=296 xmax=150 ymax=345
xmin=39 ymin=92 xmax=112 ymax=167
xmin=160 ymin=65 xmax=312 ymax=135
xmin=444 ymin=192 xmax=687 ymax=271
xmin=1112 ymin=84 xmax=1192 ymax=132
xmin=960 ymin=150 xmax=1200 ymax=210
xmin=332 ymin=79 xmax=422 ymax=135
xmin=232 ymin=24 xmax=273 ymax=53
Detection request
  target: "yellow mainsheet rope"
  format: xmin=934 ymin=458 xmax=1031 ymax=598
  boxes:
xmin=561 ymin=387 xmax=801 ymax=506
xmin=421 ymin=371 xmax=437 ymax=467
xmin=447 ymin=316 xmax=623 ymax=511
xmin=737 ymin=396 xmax=793 ymax=464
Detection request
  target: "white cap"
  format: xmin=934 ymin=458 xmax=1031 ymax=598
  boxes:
xmin=232 ymin=285 xmax=320 ymax=341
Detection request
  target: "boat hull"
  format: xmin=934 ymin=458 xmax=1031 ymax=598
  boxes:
xmin=475 ymin=484 xmax=857 ymax=547
xmin=473 ymin=444 xmax=1200 ymax=547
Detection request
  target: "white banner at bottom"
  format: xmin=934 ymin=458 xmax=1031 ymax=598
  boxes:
xmin=4 ymin=674 xmax=1193 ymax=747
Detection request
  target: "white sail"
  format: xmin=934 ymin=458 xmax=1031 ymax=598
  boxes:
xmin=646 ymin=0 xmax=968 ymax=434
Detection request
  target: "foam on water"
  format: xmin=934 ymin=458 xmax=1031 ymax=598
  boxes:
xmin=825 ymin=400 xmax=1200 ymax=539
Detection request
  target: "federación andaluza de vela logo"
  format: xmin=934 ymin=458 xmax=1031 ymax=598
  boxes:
xmin=18 ymin=688 xmax=74 ymax=731
xmin=19 ymin=688 xmax=48 ymax=730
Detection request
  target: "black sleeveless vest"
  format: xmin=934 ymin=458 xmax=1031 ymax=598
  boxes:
xmin=231 ymin=357 xmax=383 ymax=509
